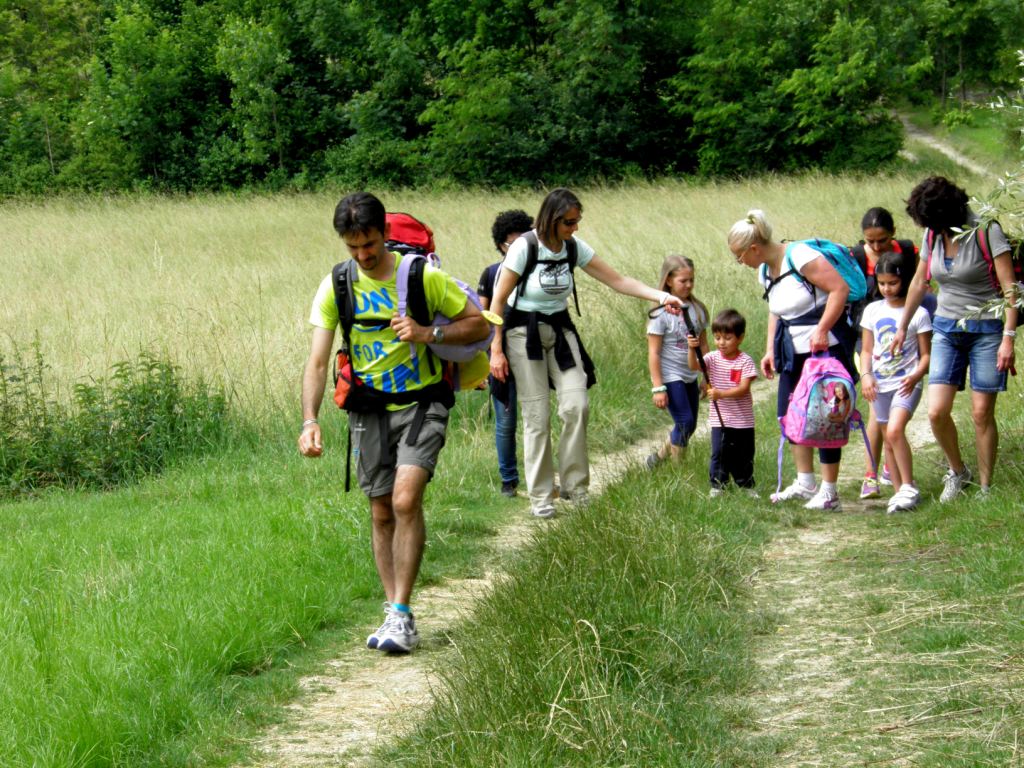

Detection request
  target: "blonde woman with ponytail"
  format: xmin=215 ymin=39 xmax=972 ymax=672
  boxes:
xmin=728 ymin=209 xmax=858 ymax=510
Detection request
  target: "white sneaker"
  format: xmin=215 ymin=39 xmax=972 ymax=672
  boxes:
xmin=804 ymin=488 xmax=841 ymax=511
xmin=939 ymin=467 xmax=971 ymax=503
xmin=771 ymin=480 xmax=817 ymax=503
xmin=366 ymin=602 xmax=392 ymax=650
xmin=887 ymin=484 xmax=920 ymax=514
xmin=532 ymin=504 xmax=556 ymax=519
xmin=709 ymin=487 xmax=724 ymax=498
xmin=376 ymin=607 xmax=420 ymax=653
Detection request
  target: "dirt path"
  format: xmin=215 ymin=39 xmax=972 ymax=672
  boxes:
xmin=244 ymin=428 xmax=670 ymax=768
xmin=743 ymin=400 xmax=956 ymax=765
xmin=899 ymin=115 xmax=992 ymax=178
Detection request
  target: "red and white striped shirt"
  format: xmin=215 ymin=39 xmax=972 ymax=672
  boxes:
xmin=702 ymin=351 xmax=757 ymax=429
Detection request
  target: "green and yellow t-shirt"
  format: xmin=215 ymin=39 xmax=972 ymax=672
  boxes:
xmin=309 ymin=254 xmax=468 ymax=394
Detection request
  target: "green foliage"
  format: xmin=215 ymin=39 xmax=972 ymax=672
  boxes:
xmin=675 ymin=0 xmax=904 ymax=174
xmin=0 ymin=0 xmax=1021 ymax=188
xmin=0 ymin=344 xmax=230 ymax=497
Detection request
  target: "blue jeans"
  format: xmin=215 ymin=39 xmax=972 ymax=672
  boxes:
xmin=493 ymin=377 xmax=519 ymax=484
xmin=929 ymin=317 xmax=1006 ymax=393
xmin=666 ymin=379 xmax=700 ymax=447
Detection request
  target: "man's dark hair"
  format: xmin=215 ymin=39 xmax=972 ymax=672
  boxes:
xmin=712 ymin=308 xmax=746 ymax=337
xmin=861 ymin=207 xmax=895 ymax=233
xmin=535 ymin=188 xmax=582 ymax=244
xmin=905 ymin=176 xmax=970 ymax=233
xmin=333 ymin=192 xmax=386 ymax=238
xmin=875 ymin=250 xmax=914 ymax=298
xmin=491 ymin=209 xmax=534 ymax=251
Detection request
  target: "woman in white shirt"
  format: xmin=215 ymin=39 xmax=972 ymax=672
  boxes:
xmin=488 ymin=188 xmax=683 ymax=518
xmin=728 ymin=209 xmax=858 ymax=511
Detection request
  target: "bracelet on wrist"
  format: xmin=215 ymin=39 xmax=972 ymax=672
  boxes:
xmin=302 ymin=418 xmax=318 ymax=429
xmin=1003 ymin=329 xmax=1017 ymax=338
xmin=651 ymin=385 xmax=667 ymax=393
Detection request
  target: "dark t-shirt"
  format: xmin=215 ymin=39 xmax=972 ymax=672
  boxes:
xmin=477 ymin=262 xmax=501 ymax=301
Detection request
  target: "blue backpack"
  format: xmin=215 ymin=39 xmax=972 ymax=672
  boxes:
xmin=760 ymin=239 xmax=867 ymax=303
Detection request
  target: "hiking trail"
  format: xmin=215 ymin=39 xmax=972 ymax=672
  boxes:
xmin=899 ymin=115 xmax=993 ymax=178
xmin=245 ymin=427 xmax=672 ymax=767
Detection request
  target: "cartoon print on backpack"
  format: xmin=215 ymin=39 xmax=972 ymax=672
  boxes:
xmin=825 ymin=381 xmax=852 ymax=428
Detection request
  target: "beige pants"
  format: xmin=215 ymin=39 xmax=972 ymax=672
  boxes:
xmin=505 ymin=325 xmax=590 ymax=510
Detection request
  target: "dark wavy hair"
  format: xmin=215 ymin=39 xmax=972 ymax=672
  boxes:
xmin=874 ymin=250 xmax=914 ymax=298
xmin=491 ymin=209 xmax=534 ymax=251
xmin=905 ymin=176 xmax=970 ymax=233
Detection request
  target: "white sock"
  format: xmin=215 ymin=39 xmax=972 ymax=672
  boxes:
xmin=797 ymin=472 xmax=816 ymax=489
xmin=820 ymin=481 xmax=837 ymax=496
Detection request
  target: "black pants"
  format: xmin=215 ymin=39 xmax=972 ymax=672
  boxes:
xmin=710 ymin=427 xmax=756 ymax=489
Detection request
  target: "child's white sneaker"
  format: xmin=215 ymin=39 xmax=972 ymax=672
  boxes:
xmin=771 ymin=480 xmax=817 ymax=503
xmin=804 ymin=487 xmax=841 ymax=511
xmin=887 ymin=484 xmax=921 ymax=513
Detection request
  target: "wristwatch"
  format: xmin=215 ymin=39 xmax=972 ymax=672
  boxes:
xmin=432 ymin=325 xmax=445 ymax=344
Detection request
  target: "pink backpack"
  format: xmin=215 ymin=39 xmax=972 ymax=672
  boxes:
xmin=776 ymin=354 xmax=872 ymax=493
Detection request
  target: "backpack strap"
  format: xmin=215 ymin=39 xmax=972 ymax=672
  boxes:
xmin=974 ymin=225 xmax=1002 ymax=292
xmin=332 ymin=260 xmax=358 ymax=355
xmin=515 ymin=231 xmax=581 ymax=315
xmin=851 ymin=242 xmax=867 ymax=275
xmin=759 ymin=249 xmax=798 ymax=301
xmin=923 ymin=228 xmax=936 ymax=281
xmin=896 ymin=239 xmax=915 ymax=258
xmin=395 ymin=252 xmax=437 ymax=376
xmin=331 ymin=259 xmax=358 ymax=493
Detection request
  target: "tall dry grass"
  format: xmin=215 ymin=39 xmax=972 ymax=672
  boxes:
xmin=2 ymin=175 xmax=932 ymax=423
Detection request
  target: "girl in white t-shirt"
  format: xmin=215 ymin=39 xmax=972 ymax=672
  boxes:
xmin=645 ymin=254 xmax=710 ymax=468
xmin=728 ymin=209 xmax=858 ymax=511
xmin=859 ymin=250 xmax=932 ymax=513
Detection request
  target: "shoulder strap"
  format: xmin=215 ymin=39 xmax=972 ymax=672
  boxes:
xmin=331 ymin=260 xmax=358 ymax=353
xmin=923 ymin=229 xmax=936 ymax=281
xmin=896 ymin=239 xmax=915 ymax=257
xmin=514 ymin=232 xmax=582 ymax=314
xmin=760 ymin=249 xmax=798 ymax=301
xmin=974 ymin=225 xmax=1002 ymax=291
xmin=512 ymin=231 xmax=540 ymax=311
xmin=405 ymin=255 xmax=432 ymax=326
xmin=851 ymin=242 xmax=867 ymax=274
xmin=394 ymin=252 xmax=437 ymax=375
xmin=565 ymin=237 xmax=581 ymax=315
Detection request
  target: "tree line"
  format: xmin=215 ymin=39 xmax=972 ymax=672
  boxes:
xmin=2 ymin=0 xmax=1022 ymax=194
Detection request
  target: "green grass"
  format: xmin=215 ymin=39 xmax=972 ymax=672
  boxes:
xmin=4 ymin=175 xmax=1024 ymax=766
xmin=378 ymin=465 xmax=775 ymax=767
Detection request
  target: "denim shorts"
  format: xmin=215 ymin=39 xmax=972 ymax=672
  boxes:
xmin=929 ymin=327 xmax=1006 ymax=393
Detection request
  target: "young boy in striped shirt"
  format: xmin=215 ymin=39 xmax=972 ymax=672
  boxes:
xmin=687 ymin=309 xmax=759 ymax=497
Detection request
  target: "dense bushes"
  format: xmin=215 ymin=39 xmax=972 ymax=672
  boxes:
xmin=0 ymin=346 xmax=229 ymax=497
xmin=2 ymin=0 xmax=1022 ymax=193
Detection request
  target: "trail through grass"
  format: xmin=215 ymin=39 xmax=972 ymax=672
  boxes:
xmin=737 ymin=399 xmax=1024 ymax=766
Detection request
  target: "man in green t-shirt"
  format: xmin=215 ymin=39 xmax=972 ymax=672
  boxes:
xmin=298 ymin=192 xmax=488 ymax=653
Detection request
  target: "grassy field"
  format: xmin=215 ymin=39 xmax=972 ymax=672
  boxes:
xmin=3 ymin=168 xmax=1024 ymax=766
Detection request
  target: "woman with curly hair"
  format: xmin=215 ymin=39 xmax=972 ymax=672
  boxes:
xmin=894 ymin=176 xmax=1018 ymax=500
